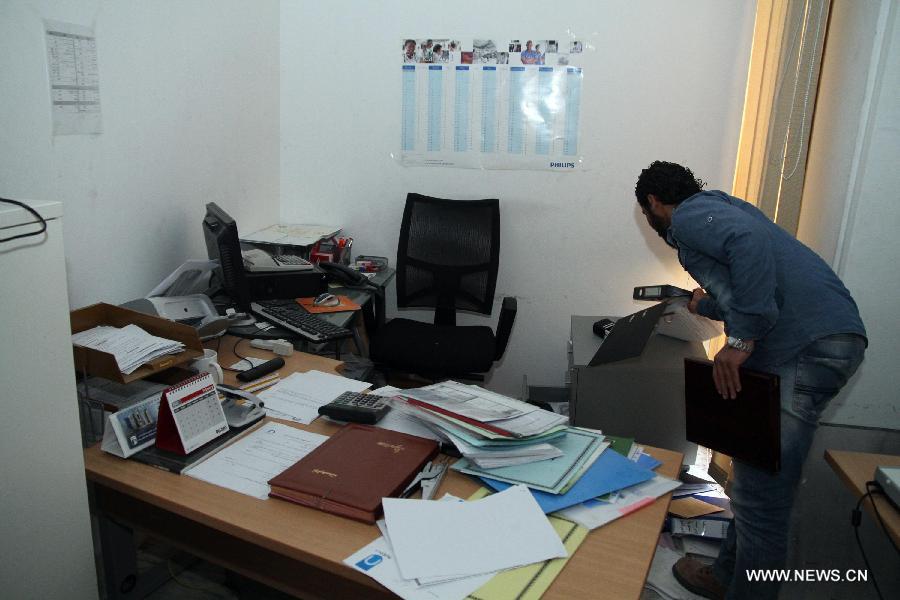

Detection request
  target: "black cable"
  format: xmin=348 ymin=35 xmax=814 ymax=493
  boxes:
xmin=0 ymin=198 xmax=48 ymax=243
xmin=851 ymin=483 xmax=887 ymax=600
xmin=865 ymin=481 xmax=900 ymax=555
xmin=230 ymin=337 xmax=254 ymax=370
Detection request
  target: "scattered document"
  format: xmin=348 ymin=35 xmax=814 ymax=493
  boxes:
xmin=657 ymin=299 xmax=723 ymax=342
xmin=481 ymin=444 xmax=657 ymax=514
xmin=555 ymin=475 xmax=681 ymax=530
xmin=453 ymin=428 xmax=606 ymax=494
xmin=382 ymin=485 xmax=567 ymax=581
xmin=72 ymin=324 xmax=185 ymax=374
xmin=257 ymin=370 xmax=370 ymax=424
xmin=345 ymin=529 xmax=492 ymax=600
xmin=402 ymin=381 xmax=535 ymax=422
xmin=186 ymin=421 xmax=327 ymax=499
xmin=241 ymin=223 xmax=341 ymax=247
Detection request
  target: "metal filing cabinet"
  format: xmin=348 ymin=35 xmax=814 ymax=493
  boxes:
xmin=569 ymin=315 xmax=706 ymax=465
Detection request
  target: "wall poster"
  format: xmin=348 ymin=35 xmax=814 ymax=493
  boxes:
xmin=44 ymin=20 xmax=103 ymax=135
xmin=397 ymin=37 xmax=586 ymax=171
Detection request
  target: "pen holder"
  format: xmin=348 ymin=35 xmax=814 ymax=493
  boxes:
xmin=310 ymin=236 xmax=353 ymax=265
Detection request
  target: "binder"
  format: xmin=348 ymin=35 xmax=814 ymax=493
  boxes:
xmin=155 ymin=372 xmax=229 ymax=455
xmin=268 ymin=424 xmax=438 ymax=523
xmin=588 ymin=301 xmax=670 ymax=366
xmin=684 ymin=358 xmax=780 ymax=472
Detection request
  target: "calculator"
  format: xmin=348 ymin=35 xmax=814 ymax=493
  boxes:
xmin=317 ymin=391 xmax=391 ymax=424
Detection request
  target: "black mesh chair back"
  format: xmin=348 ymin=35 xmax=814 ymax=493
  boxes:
xmin=396 ymin=193 xmax=500 ymax=326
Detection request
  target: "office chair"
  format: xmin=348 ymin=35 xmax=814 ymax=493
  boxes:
xmin=369 ymin=193 xmax=517 ymax=382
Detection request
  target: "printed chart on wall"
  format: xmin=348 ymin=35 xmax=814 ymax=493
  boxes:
xmin=398 ymin=37 xmax=586 ymax=171
xmin=44 ymin=20 xmax=102 ymax=135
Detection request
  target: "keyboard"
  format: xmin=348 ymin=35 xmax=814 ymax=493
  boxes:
xmin=250 ymin=299 xmax=352 ymax=343
xmin=273 ymin=254 xmax=313 ymax=267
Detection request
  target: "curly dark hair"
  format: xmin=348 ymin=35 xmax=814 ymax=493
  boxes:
xmin=634 ymin=161 xmax=705 ymax=209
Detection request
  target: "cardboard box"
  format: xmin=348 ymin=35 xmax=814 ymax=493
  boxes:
xmin=70 ymin=303 xmax=204 ymax=384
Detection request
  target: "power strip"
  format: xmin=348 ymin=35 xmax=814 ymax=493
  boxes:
xmin=250 ymin=338 xmax=294 ymax=356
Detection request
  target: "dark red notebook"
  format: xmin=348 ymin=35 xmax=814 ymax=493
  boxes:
xmin=268 ymin=424 xmax=439 ymax=523
xmin=684 ymin=358 xmax=781 ymax=472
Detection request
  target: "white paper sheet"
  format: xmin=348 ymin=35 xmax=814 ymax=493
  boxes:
xmin=256 ymin=370 xmax=370 ymax=424
xmin=403 ymin=380 xmax=535 ymax=421
xmin=373 ymin=387 xmax=447 ymax=442
xmin=657 ymin=299 xmax=724 ymax=342
xmin=383 ymin=485 xmax=566 ymax=580
xmin=555 ymin=475 xmax=681 ymax=530
xmin=345 ymin=535 xmax=492 ymax=600
xmin=186 ymin=421 xmax=327 ymax=499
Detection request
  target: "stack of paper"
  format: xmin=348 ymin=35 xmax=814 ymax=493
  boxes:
xmin=257 ymin=370 xmax=370 ymax=424
xmin=388 ymin=486 xmax=565 ymax=581
xmin=452 ymin=428 xmax=608 ymax=494
xmin=345 ymin=489 xmax=589 ymax=600
xmin=391 ymin=381 xmax=568 ymax=468
xmin=72 ymin=324 xmax=185 ymax=374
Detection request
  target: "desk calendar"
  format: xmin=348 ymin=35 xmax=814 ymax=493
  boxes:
xmin=156 ymin=372 xmax=229 ymax=455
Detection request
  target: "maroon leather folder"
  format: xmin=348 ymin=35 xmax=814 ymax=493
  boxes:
xmin=268 ymin=423 xmax=439 ymax=523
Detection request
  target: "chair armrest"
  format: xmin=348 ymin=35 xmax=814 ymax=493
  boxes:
xmin=494 ymin=296 xmax=517 ymax=361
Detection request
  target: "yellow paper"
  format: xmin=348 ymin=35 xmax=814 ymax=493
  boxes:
xmin=465 ymin=488 xmax=589 ymax=600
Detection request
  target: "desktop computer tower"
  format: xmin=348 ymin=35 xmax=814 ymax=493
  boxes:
xmin=246 ymin=270 xmax=327 ymax=301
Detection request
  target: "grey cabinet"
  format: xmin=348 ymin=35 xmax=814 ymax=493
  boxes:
xmin=569 ymin=315 xmax=706 ymax=465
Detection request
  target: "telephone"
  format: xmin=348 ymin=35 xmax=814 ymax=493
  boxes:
xmin=317 ymin=261 xmax=373 ymax=287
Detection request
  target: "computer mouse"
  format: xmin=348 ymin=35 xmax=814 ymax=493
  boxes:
xmin=314 ymin=293 xmax=340 ymax=307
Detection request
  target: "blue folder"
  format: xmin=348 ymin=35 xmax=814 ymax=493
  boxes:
xmin=480 ymin=446 xmax=656 ymax=514
xmin=636 ymin=452 xmax=661 ymax=471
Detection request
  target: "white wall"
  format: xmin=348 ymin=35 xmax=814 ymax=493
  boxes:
xmin=0 ymin=0 xmax=281 ymax=309
xmin=811 ymin=1 xmax=900 ymax=430
xmin=0 ymin=1 xmax=281 ymax=595
xmin=280 ymin=0 xmax=755 ymax=395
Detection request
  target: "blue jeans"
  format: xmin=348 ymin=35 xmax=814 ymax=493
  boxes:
xmin=712 ymin=333 xmax=866 ymax=600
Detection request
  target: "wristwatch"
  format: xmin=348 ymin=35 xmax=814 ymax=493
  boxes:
xmin=726 ymin=336 xmax=754 ymax=353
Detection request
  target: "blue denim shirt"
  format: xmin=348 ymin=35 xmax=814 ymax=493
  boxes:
xmin=667 ymin=190 xmax=866 ymax=369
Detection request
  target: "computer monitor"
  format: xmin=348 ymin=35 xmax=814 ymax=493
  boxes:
xmin=202 ymin=202 xmax=250 ymax=310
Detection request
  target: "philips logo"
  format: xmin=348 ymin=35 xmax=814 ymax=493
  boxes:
xmin=550 ymin=162 xmax=576 ymax=169
xmin=355 ymin=553 xmax=383 ymax=571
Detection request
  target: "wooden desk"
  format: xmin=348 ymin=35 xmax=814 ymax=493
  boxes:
xmin=825 ymin=449 xmax=900 ymax=548
xmin=86 ymin=342 xmax=682 ymax=599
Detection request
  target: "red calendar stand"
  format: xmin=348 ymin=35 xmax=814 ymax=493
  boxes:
xmin=155 ymin=372 xmax=229 ymax=455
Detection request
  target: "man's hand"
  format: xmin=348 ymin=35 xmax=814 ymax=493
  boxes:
xmin=713 ymin=343 xmax=754 ymax=399
xmin=688 ymin=288 xmax=708 ymax=314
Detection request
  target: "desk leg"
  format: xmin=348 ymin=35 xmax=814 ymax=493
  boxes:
xmin=97 ymin=515 xmax=175 ymax=599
